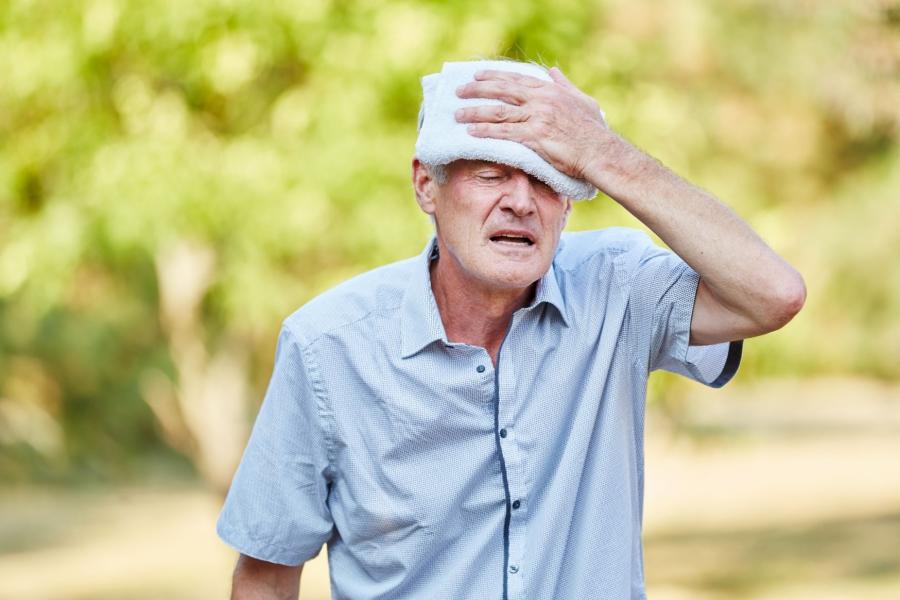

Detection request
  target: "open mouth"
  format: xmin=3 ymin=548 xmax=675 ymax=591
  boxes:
xmin=489 ymin=233 xmax=535 ymax=246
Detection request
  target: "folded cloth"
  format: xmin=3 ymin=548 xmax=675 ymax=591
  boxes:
xmin=415 ymin=60 xmax=597 ymax=201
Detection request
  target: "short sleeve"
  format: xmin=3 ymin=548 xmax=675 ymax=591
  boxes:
xmin=630 ymin=243 xmax=742 ymax=388
xmin=216 ymin=325 xmax=334 ymax=565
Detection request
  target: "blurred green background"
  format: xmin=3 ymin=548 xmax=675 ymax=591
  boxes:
xmin=1 ymin=0 xmax=898 ymax=598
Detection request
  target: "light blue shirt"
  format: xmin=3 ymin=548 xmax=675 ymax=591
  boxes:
xmin=217 ymin=228 xmax=742 ymax=599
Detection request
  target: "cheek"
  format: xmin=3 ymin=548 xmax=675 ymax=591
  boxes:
xmin=439 ymin=199 xmax=491 ymax=238
xmin=435 ymin=206 xmax=483 ymax=252
xmin=543 ymin=204 xmax=570 ymax=233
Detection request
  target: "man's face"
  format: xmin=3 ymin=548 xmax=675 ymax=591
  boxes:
xmin=413 ymin=159 xmax=572 ymax=291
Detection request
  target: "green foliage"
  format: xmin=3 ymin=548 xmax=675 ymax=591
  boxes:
xmin=1 ymin=0 xmax=898 ymax=481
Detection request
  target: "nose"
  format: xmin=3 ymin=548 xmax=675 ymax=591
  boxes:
xmin=498 ymin=171 xmax=538 ymax=217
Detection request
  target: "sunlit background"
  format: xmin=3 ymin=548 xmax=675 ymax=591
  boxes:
xmin=1 ymin=0 xmax=899 ymax=598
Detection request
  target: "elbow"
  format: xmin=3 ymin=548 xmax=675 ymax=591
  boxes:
xmin=755 ymin=269 xmax=807 ymax=333
xmin=777 ymin=274 xmax=807 ymax=326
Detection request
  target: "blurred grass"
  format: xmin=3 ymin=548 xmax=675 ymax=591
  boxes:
xmin=646 ymin=512 xmax=900 ymax=597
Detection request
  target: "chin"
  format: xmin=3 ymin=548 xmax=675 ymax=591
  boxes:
xmin=481 ymin=262 xmax=547 ymax=290
xmin=478 ymin=240 xmax=554 ymax=287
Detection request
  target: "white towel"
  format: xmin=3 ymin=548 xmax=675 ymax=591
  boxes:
xmin=415 ymin=60 xmax=597 ymax=201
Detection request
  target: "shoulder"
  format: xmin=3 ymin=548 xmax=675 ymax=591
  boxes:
xmin=282 ymin=254 xmax=418 ymax=347
xmin=554 ymin=227 xmax=659 ymax=275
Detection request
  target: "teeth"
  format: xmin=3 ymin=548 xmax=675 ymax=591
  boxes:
xmin=491 ymin=235 xmax=532 ymax=245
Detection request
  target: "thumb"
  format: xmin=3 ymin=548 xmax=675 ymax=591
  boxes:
xmin=549 ymin=66 xmax=577 ymax=90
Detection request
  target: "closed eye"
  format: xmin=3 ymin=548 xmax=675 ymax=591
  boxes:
xmin=477 ymin=172 xmax=506 ymax=182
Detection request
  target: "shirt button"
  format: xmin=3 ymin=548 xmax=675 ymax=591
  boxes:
xmin=476 ymin=365 xmax=486 ymax=373
xmin=512 ymin=499 xmax=521 ymax=509
xmin=509 ymin=565 xmax=519 ymax=574
xmin=499 ymin=428 xmax=507 ymax=438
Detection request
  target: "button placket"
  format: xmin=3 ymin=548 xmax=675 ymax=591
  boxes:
xmin=506 ymin=395 xmax=533 ymax=592
xmin=497 ymin=323 xmax=530 ymax=600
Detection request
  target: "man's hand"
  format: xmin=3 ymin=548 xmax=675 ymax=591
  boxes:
xmin=455 ymin=68 xmax=609 ymax=181
xmin=455 ymin=66 xmax=805 ymax=344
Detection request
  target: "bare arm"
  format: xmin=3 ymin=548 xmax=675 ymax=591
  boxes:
xmin=580 ymin=128 xmax=806 ymax=345
xmin=230 ymin=554 xmax=303 ymax=600
xmin=456 ymin=68 xmax=806 ymax=345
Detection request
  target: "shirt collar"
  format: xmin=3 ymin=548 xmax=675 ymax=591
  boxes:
xmin=400 ymin=237 xmax=570 ymax=359
xmin=532 ymin=251 xmax=570 ymax=328
xmin=400 ymin=238 xmax=448 ymax=359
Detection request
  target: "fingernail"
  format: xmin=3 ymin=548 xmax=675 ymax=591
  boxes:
xmin=474 ymin=70 xmax=485 ymax=78
xmin=456 ymin=85 xmax=465 ymax=94
xmin=454 ymin=108 xmax=464 ymax=120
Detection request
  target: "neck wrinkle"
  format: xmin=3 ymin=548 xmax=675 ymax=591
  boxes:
xmin=429 ymin=256 xmax=535 ymax=364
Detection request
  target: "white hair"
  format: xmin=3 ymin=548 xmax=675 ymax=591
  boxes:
xmin=422 ymin=162 xmax=448 ymax=186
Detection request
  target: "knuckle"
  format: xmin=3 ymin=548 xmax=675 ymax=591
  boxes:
xmin=503 ymin=90 xmax=523 ymax=105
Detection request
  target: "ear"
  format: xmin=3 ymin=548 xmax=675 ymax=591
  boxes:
xmin=412 ymin=158 xmax=438 ymax=216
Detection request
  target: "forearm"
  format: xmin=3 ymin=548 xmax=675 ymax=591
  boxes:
xmin=231 ymin=555 xmax=303 ymax=600
xmin=585 ymin=132 xmax=806 ymax=336
xmin=452 ymin=67 xmax=804 ymax=337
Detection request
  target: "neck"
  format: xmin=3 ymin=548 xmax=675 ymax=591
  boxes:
xmin=430 ymin=252 xmax=535 ymax=366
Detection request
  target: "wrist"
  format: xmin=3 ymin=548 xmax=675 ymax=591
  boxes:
xmin=582 ymin=132 xmax=653 ymax=195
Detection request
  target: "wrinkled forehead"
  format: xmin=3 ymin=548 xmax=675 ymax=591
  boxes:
xmin=414 ymin=60 xmax=597 ymax=201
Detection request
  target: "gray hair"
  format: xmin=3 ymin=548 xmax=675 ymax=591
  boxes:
xmin=422 ymin=162 xmax=448 ymax=186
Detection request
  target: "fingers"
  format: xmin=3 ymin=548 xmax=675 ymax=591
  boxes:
xmin=472 ymin=69 xmax=545 ymax=88
xmin=455 ymin=104 xmax=528 ymax=124
xmin=548 ymin=67 xmax=577 ymax=91
xmin=465 ymin=122 xmax=550 ymax=171
xmin=456 ymin=69 xmax=553 ymax=104
xmin=456 ymin=80 xmax=528 ymax=105
xmin=464 ymin=121 xmax=527 ymax=143
xmin=457 ymin=67 xmax=577 ymax=106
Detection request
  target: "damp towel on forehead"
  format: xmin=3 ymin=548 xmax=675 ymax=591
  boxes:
xmin=414 ymin=60 xmax=598 ymax=201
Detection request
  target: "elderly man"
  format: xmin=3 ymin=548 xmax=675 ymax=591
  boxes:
xmin=217 ymin=60 xmax=804 ymax=599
